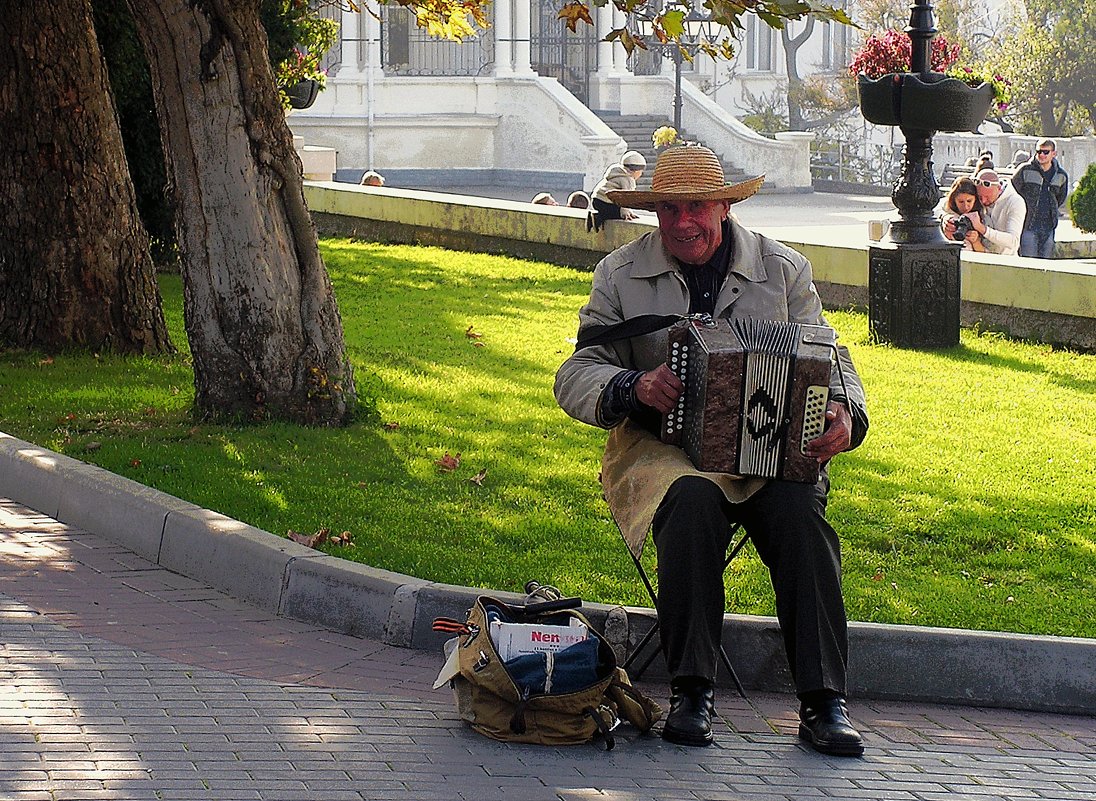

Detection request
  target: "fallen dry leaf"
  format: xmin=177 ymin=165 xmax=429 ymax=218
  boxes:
xmin=468 ymin=468 xmax=488 ymax=486
xmin=435 ymin=451 xmax=461 ymax=472
xmin=383 ymin=421 xmax=400 ymax=431
xmin=287 ymin=528 xmax=331 ymax=549
xmin=129 ymin=458 xmax=142 ymax=467
xmin=465 ymin=324 xmax=483 ymax=340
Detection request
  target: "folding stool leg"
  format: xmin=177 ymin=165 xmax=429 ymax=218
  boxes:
xmin=619 ymin=521 xmax=751 ymax=699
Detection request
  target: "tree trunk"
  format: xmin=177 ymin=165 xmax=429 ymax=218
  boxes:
xmin=0 ymin=0 xmax=171 ymax=354
xmin=125 ymin=0 xmax=356 ymax=425
xmin=781 ymin=19 xmax=815 ymax=132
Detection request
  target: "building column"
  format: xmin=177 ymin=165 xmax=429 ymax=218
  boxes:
xmin=494 ymin=0 xmax=514 ymax=75
xmin=512 ymin=0 xmax=534 ymax=74
xmin=612 ymin=7 xmax=629 ymax=73
xmin=362 ymin=8 xmax=383 ymax=80
xmin=596 ymin=3 xmax=614 ymax=76
xmin=339 ymin=7 xmax=361 ymax=75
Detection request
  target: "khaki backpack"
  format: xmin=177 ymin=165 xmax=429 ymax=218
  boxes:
xmin=434 ymin=595 xmax=662 ymax=750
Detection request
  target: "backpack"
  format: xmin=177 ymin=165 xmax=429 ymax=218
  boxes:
xmin=433 ymin=594 xmax=662 ymax=750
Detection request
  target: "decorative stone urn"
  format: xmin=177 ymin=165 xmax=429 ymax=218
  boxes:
xmin=857 ymin=73 xmax=994 ymax=133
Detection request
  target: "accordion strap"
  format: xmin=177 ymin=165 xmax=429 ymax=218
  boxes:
xmin=575 ymin=313 xmax=706 ymax=351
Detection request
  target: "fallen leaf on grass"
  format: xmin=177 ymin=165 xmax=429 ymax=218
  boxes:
xmin=288 ymin=528 xmax=331 ymax=549
xmin=435 ymin=452 xmax=461 ymax=472
xmin=468 ymin=468 xmax=488 ymax=486
xmin=129 ymin=458 xmax=142 ymax=467
xmin=287 ymin=528 xmax=354 ymax=549
xmin=465 ymin=324 xmax=483 ymax=340
xmin=383 ymin=421 xmax=400 ymax=431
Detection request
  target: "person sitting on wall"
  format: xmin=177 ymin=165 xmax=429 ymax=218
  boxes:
xmin=567 ymin=191 xmax=591 ymax=209
xmin=587 ymin=151 xmax=647 ymax=232
xmin=360 ymin=170 xmax=385 ymax=187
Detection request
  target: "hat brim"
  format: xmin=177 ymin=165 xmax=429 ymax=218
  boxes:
xmin=606 ymin=175 xmax=765 ymax=211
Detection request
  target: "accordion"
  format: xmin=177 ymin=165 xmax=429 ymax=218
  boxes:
xmin=661 ymin=317 xmax=836 ymax=483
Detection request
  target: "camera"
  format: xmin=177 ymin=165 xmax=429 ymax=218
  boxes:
xmin=951 ymin=215 xmax=974 ymax=241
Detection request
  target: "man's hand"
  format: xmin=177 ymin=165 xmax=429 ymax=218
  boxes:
xmin=634 ymin=364 xmax=683 ymax=414
xmin=803 ymin=401 xmax=852 ymax=464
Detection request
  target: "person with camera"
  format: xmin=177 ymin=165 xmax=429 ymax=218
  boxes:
xmin=939 ymin=177 xmax=986 ymax=252
xmin=943 ymin=170 xmax=1025 ymax=256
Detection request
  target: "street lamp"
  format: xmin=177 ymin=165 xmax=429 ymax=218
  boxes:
xmin=637 ymin=6 xmax=715 ymax=132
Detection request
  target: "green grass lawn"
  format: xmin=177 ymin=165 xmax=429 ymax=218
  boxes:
xmin=2 ymin=238 xmax=1094 ymax=638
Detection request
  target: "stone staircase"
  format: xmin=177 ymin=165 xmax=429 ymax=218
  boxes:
xmin=594 ymin=112 xmax=754 ymax=190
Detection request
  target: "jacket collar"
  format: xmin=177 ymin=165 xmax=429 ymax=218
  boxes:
xmin=629 ymin=215 xmax=767 ymax=283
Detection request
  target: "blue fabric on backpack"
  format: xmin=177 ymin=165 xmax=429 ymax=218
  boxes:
xmin=505 ymin=638 xmax=601 ymax=696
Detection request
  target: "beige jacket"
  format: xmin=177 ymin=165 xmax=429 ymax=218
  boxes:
xmin=554 ymin=217 xmax=868 ymax=554
xmin=592 ymin=164 xmax=637 ymax=204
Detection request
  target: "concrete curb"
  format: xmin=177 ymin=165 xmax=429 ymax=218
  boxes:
xmin=2 ymin=431 xmax=1093 ymax=714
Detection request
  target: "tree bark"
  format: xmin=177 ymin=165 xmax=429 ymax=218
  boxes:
xmin=781 ymin=18 xmax=814 ymax=132
xmin=125 ymin=0 xmax=356 ymax=425
xmin=0 ymin=0 xmax=171 ymax=354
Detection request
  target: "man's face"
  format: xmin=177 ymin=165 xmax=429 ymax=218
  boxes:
xmin=976 ymin=179 xmax=1003 ymax=206
xmin=654 ymin=199 xmax=730 ymax=264
xmin=1036 ymin=145 xmax=1056 ymax=168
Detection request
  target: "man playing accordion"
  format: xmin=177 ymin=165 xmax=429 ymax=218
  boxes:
xmin=554 ymin=144 xmax=869 ymax=756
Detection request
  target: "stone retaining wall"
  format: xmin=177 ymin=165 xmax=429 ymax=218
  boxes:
xmin=306 ymin=182 xmax=1096 ymax=351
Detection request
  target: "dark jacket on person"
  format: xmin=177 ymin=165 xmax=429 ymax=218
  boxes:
xmin=1011 ymin=158 xmax=1069 ymax=234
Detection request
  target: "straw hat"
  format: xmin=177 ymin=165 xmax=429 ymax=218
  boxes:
xmin=607 ymin=145 xmax=764 ymax=211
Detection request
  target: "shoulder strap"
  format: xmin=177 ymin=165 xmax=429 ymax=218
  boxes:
xmin=574 ymin=313 xmax=695 ymax=351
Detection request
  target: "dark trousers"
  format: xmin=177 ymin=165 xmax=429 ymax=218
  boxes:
xmin=651 ymin=474 xmax=848 ymax=697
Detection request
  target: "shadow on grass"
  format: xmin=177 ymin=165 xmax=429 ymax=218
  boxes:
xmin=1 ymin=241 xmax=1093 ymax=636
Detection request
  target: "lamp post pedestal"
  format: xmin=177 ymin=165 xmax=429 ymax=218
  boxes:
xmin=868 ymin=242 xmax=960 ymax=349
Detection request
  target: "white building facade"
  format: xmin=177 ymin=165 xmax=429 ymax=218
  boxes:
xmin=286 ymin=3 xmax=818 ymax=194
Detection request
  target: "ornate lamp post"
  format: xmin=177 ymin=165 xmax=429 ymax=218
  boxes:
xmin=856 ymin=0 xmax=993 ymax=348
xmin=640 ymin=8 xmax=715 ymax=133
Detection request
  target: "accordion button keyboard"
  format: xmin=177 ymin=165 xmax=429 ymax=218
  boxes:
xmin=799 ymin=386 xmax=830 ymax=453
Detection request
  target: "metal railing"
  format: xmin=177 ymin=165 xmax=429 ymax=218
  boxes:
xmin=811 ymin=138 xmax=901 ymax=187
xmin=381 ymin=7 xmax=494 ymax=76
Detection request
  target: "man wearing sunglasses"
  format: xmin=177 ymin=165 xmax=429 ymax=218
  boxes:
xmin=1011 ymin=139 xmax=1070 ymax=259
xmin=944 ymin=169 xmax=1025 ymax=256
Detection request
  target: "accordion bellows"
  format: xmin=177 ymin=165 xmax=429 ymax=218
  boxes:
xmin=661 ymin=318 xmax=835 ymax=483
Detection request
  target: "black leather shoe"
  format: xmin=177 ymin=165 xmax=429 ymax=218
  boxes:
xmin=798 ymin=696 xmax=864 ymax=756
xmin=661 ymin=678 xmax=715 ymax=747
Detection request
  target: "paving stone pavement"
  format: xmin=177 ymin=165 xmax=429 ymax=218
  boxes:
xmin=1 ymin=497 xmax=1094 ymax=801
